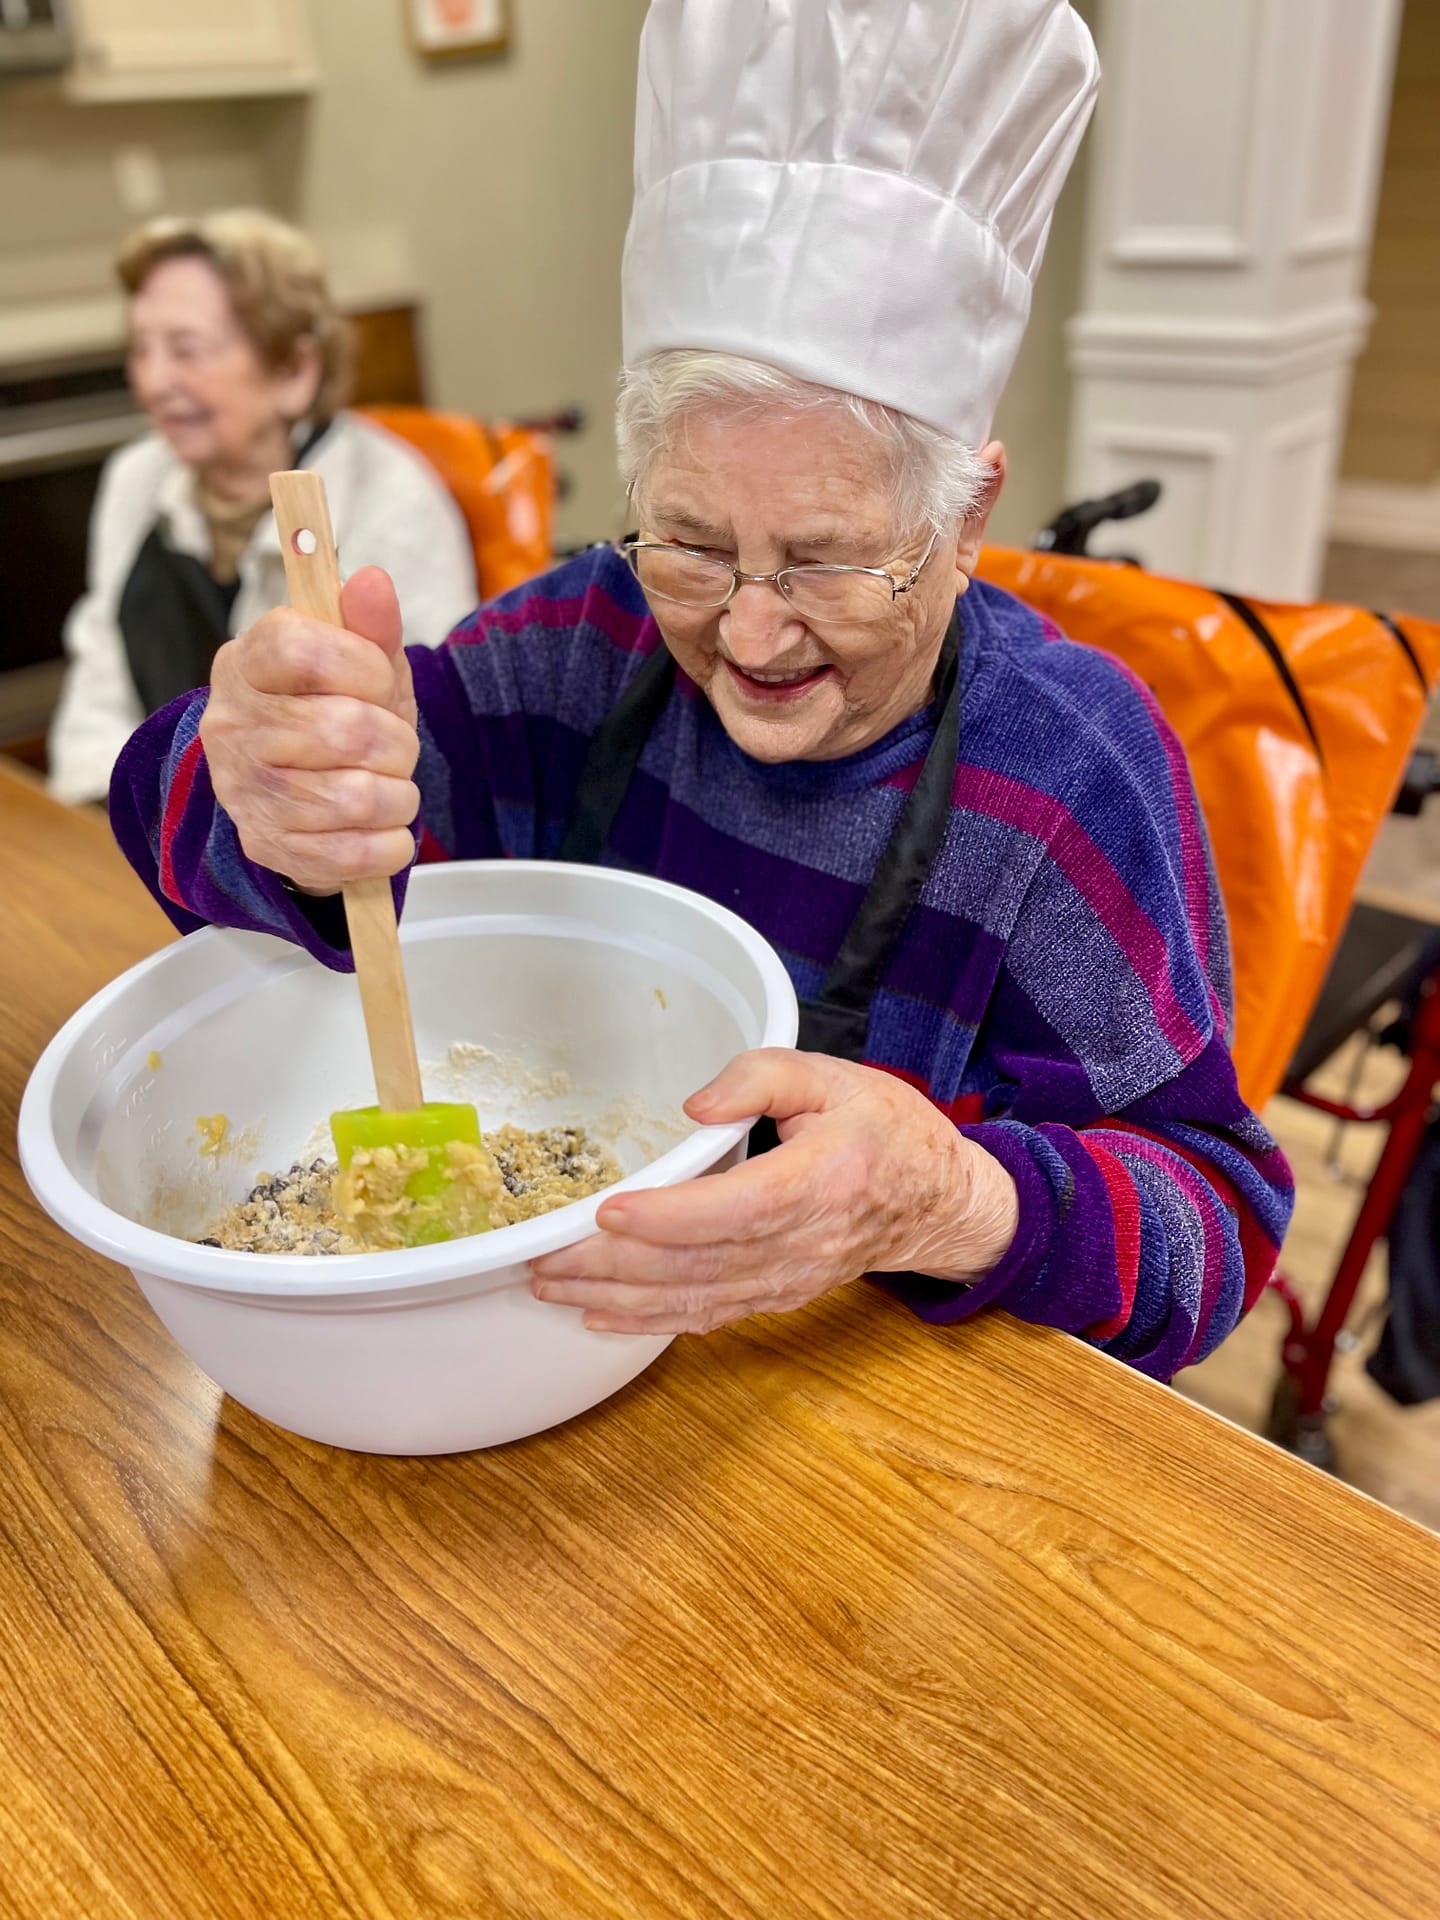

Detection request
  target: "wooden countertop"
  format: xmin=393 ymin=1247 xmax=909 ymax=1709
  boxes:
xmin=3 ymin=760 xmax=1439 ymax=1920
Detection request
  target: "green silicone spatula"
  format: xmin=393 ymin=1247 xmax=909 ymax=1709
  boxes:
xmin=271 ymin=468 xmax=488 ymax=1247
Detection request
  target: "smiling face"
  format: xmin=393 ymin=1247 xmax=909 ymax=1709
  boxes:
xmin=635 ymin=403 xmax=1001 ymax=762
xmin=126 ymin=255 xmax=319 ymax=485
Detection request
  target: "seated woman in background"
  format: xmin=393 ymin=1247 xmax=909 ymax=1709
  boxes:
xmin=47 ymin=209 xmax=476 ymax=806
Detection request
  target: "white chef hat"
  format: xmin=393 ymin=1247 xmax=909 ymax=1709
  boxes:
xmin=622 ymin=0 xmax=1099 ymax=449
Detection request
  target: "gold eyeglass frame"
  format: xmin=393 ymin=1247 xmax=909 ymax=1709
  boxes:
xmin=616 ymin=526 xmax=941 ymax=623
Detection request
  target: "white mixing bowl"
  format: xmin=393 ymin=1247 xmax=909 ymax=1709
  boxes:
xmin=20 ymin=862 xmax=799 ymax=1454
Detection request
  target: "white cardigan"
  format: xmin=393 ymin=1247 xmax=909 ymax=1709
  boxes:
xmin=47 ymin=412 xmax=479 ymax=805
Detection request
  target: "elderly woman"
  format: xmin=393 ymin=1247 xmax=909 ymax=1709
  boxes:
xmin=109 ymin=0 xmax=1292 ymax=1378
xmin=48 ymin=209 xmax=476 ymax=805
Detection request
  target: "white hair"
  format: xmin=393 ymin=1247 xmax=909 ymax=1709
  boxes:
xmin=615 ymin=349 xmax=993 ymax=538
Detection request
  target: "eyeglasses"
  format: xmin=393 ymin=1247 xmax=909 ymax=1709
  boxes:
xmin=616 ymin=526 xmax=940 ymax=625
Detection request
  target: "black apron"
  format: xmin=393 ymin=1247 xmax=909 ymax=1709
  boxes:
xmin=557 ymin=611 xmax=962 ymax=1149
xmin=117 ymin=535 xmax=241 ymax=715
xmin=117 ymin=422 xmax=332 ymax=717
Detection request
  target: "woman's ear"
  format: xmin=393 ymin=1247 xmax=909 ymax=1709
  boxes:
xmin=954 ymin=440 xmax=1007 ymax=580
xmin=273 ymin=334 xmax=324 ymax=424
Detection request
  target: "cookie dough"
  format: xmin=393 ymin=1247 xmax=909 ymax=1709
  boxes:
xmin=197 ymin=1125 xmax=620 ymax=1255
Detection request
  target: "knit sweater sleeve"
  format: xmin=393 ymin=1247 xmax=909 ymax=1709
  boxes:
xmin=106 ymin=682 xmax=403 ymax=971
xmin=884 ymin=646 xmax=1293 ymax=1381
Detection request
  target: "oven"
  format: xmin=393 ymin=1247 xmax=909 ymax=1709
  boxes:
xmin=0 ymin=354 xmax=144 ymax=759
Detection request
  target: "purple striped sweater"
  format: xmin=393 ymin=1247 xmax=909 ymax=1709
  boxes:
xmin=111 ymin=545 xmax=1293 ymax=1378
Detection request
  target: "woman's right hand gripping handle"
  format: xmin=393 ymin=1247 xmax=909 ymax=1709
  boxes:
xmin=199 ymin=565 xmax=421 ymax=896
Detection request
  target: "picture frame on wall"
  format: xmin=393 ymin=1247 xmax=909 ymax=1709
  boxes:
xmin=410 ymin=0 xmax=509 ymax=61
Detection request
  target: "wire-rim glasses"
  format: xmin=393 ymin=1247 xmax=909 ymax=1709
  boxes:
xmin=616 ymin=526 xmax=940 ymax=625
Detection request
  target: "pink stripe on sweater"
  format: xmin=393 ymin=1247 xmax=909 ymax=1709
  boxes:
xmin=1082 ymin=1138 xmax=1142 ymax=1342
xmin=159 ymin=735 xmax=204 ymax=907
xmin=1037 ymin=613 xmax=1215 ymax=980
xmin=1118 ymin=1119 xmax=1284 ymax=1313
xmin=952 ymin=762 xmax=1205 ymax=1060
xmin=458 ymin=582 xmax=657 ymax=655
xmin=1099 ymin=1128 xmax=1230 ymax=1365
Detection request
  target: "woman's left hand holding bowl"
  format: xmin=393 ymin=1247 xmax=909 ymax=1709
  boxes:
xmin=529 ymin=1051 xmax=1018 ymax=1334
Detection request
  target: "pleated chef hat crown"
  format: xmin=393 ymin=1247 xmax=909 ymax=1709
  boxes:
xmin=623 ymin=0 xmax=1099 ymax=449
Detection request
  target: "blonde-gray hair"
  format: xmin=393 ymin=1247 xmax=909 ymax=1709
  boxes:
xmin=616 ymin=349 xmax=992 ymax=537
xmin=117 ymin=209 xmax=352 ymax=425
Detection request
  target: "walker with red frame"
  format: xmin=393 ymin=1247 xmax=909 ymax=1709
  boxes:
xmin=1029 ymin=483 xmax=1440 ymax=1472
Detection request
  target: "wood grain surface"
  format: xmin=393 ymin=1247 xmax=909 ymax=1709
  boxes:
xmin=3 ymin=762 xmax=1440 ymax=1920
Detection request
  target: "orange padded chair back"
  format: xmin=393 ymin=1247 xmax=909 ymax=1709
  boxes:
xmin=360 ymin=405 xmax=554 ymax=599
xmin=977 ymin=548 xmax=1440 ymax=1107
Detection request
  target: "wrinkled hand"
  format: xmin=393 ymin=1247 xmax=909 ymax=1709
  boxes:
xmin=199 ymin=567 xmax=420 ymax=893
xmin=530 ymin=1050 xmax=1018 ymax=1335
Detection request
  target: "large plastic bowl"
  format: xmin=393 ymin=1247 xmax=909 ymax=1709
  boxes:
xmin=20 ymin=862 xmax=799 ymax=1454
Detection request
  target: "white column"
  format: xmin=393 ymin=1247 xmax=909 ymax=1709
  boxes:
xmin=1065 ymin=0 xmax=1403 ymax=600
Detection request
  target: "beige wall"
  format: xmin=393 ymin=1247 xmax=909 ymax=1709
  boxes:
xmin=0 ymin=84 xmax=278 ymax=309
xmin=1342 ymin=0 xmax=1440 ymax=487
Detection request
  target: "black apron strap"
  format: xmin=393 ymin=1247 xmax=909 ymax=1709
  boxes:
xmin=557 ymin=645 xmax=677 ymax=864
xmin=800 ymin=610 xmax=960 ymax=1053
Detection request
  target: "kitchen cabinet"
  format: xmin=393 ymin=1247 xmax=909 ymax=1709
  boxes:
xmin=64 ymin=0 xmax=315 ymax=103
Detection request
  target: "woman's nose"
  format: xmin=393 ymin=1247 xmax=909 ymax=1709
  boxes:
xmin=721 ymin=579 xmax=804 ymax=664
xmin=129 ymin=351 xmax=167 ymax=405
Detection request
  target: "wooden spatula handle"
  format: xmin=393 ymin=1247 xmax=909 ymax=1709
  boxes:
xmin=335 ymin=875 xmax=426 ymax=1112
xmin=270 ymin=468 xmax=425 ymax=1113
